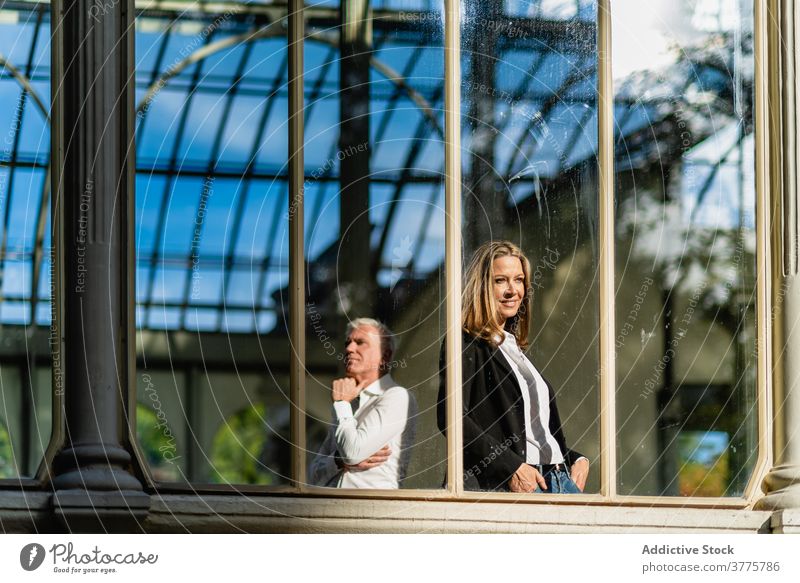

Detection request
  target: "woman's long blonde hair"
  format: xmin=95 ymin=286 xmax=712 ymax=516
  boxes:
xmin=462 ymin=240 xmax=532 ymax=349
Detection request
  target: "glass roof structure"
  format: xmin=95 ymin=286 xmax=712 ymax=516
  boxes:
xmin=0 ymin=0 xmax=750 ymax=334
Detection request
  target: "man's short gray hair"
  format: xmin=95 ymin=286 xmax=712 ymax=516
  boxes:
xmin=346 ymin=317 xmax=396 ymax=363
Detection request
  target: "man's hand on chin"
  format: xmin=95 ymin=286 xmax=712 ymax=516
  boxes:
xmin=332 ymin=377 xmax=366 ymax=402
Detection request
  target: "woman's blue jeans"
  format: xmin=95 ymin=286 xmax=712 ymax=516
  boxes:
xmin=534 ymin=468 xmax=582 ymax=493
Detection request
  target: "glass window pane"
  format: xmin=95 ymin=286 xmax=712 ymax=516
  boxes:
xmin=0 ymin=366 xmax=23 ymax=478
xmin=135 ymin=9 xmax=291 ymax=486
xmin=260 ymin=268 xmax=289 ymax=308
xmin=136 ymin=174 xmax=166 ymax=256
xmin=161 ymin=178 xmax=204 ymax=256
xmin=202 ymin=371 xmax=290 ymax=485
xmin=137 ymin=370 xmax=185 ymax=482
xmin=190 ymin=266 xmax=224 ymax=305
xmin=612 ymin=0 xmax=756 ymax=497
xmin=135 ymin=25 xmax=169 ymax=76
xmin=304 ymin=3 xmax=447 ymax=491
xmin=16 ymin=85 xmax=49 ymax=157
xmin=460 ymin=0 xmax=600 ymax=494
xmin=196 ymin=179 xmax=239 ymax=258
xmin=148 ymin=306 xmax=182 ymax=330
xmin=136 ymin=266 xmax=152 ymax=303
xmin=150 ymin=265 xmax=186 ymax=304
xmin=136 ymin=87 xmax=192 ymax=162
xmin=2 ymin=260 xmax=32 ymax=299
xmin=222 ymin=309 xmax=255 ymax=333
xmin=216 ymin=95 xmax=268 ymax=167
xmin=254 ymin=96 xmax=289 ymax=170
xmin=176 ymin=94 xmax=225 ymax=164
xmin=226 ymin=269 xmax=260 ymax=306
xmin=233 ymin=181 xmax=286 ymax=261
xmin=304 ymin=98 xmax=340 ymax=170
xmin=305 ymin=182 xmax=339 ymax=260
xmin=1 ymin=301 xmax=29 ymax=325
xmin=243 ymin=38 xmax=288 ymax=90
xmin=0 ymin=6 xmax=52 ymax=481
xmin=7 ymin=168 xmax=44 ymax=253
xmin=37 ymin=259 xmax=50 ymax=300
xmin=0 ymin=22 xmax=36 ymax=64
xmin=186 ymin=307 xmax=219 ymax=332
xmin=35 ymin=302 xmax=51 ymax=326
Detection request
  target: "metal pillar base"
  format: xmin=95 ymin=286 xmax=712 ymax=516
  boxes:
xmin=50 ymin=445 xmax=150 ymax=533
xmin=52 ymin=490 xmax=150 ymax=533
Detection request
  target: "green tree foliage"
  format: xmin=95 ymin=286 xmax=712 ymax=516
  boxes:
xmin=136 ymin=404 xmax=180 ymax=482
xmin=210 ymin=403 xmax=277 ymax=485
xmin=0 ymin=422 xmax=16 ymax=478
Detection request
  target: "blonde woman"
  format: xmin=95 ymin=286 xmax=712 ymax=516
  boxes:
xmin=437 ymin=240 xmax=589 ymax=492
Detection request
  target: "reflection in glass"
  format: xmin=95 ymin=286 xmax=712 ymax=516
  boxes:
xmin=458 ymin=0 xmax=600 ymax=492
xmin=0 ymin=5 xmax=53 ymax=479
xmin=136 ymin=403 xmax=181 ymax=482
xmin=134 ymin=12 xmax=291 ymax=484
xmin=0 ymin=367 xmax=51 ymax=478
xmin=304 ymin=3 xmax=446 ymax=490
xmin=613 ymin=0 xmax=756 ymax=496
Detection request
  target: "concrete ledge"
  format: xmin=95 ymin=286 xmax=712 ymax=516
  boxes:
xmin=0 ymin=491 xmax=56 ymax=533
xmin=0 ymin=491 xmax=778 ymax=533
xmin=145 ymin=495 xmax=774 ymax=534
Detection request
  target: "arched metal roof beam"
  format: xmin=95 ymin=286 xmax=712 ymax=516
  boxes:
xmin=137 ymin=28 xmax=444 ymax=140
xmin=0 ymin=57 xmax=50 ymax=121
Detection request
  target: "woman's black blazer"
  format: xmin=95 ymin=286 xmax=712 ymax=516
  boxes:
xmin=437 ymin=332 xmax=584 ymax=491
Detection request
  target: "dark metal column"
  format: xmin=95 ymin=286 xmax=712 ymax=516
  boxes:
xmin=339 ymin=0 xmax=374 ymax=316
xmin=50 ymin=0 xmax=149 ymax=531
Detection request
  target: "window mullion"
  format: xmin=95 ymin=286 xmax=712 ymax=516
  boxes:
xmin=598 ymin=0 xmax=616 ymax=500
xmin=746 ymin=0 xmax=772 ymax=504
xmin=445 ymin=0 xmax=463 ymax=497
xmin=289 ymin=0 xmax=306 ymax=491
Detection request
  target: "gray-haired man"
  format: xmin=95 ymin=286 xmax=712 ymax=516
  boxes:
xmin=309 ymin=318 xmax=417 ymax=488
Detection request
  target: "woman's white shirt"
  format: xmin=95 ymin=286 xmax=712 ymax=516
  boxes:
xmin=497 ymin=331 xmax=565 ymax=465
